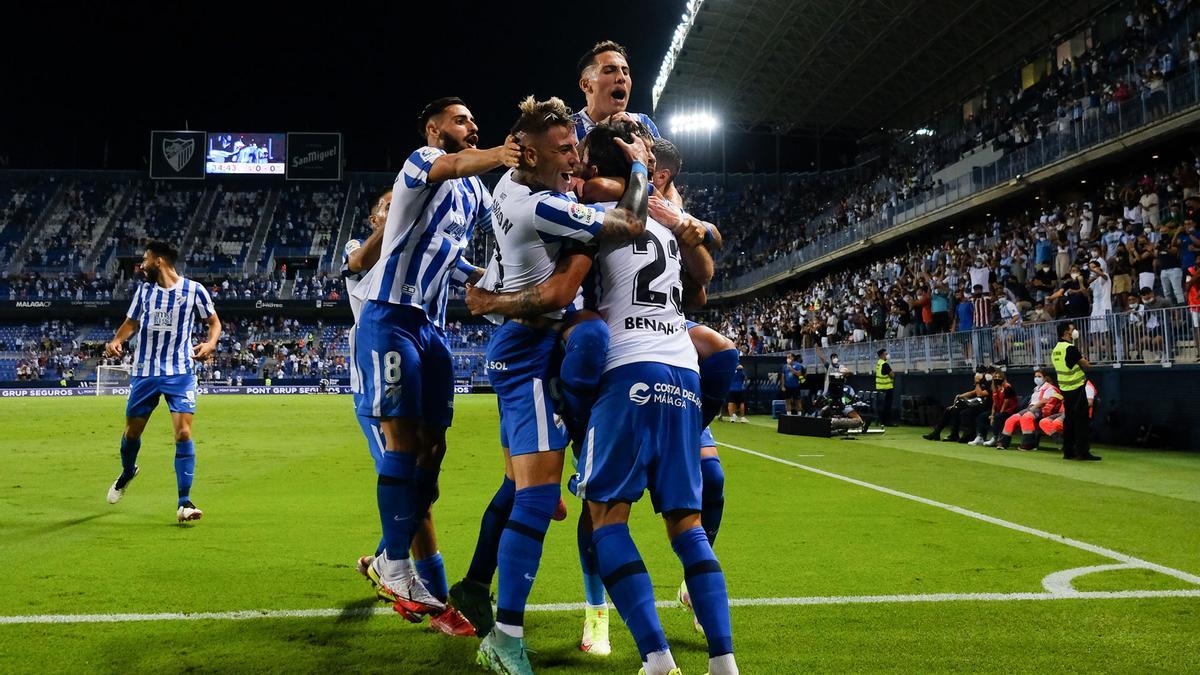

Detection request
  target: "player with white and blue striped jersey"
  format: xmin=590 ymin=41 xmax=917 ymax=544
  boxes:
xmin=351 ymin=97 xmax=519 ymax=621
xmin=463 ymin=96 xmax=654 ymax=675
xmin=104 ymin=241 xmax=221 ymax=524
xmin=342 ymin=188 xmax=479 ymax=637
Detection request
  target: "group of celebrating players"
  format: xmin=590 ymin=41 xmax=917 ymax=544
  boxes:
xmin=340 ymin=41 xmax=741 ymax=675
xmin=99 ymin=39 xmax=740 ymax=675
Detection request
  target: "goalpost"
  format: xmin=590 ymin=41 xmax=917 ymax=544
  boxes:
xmin=96 ymin=365 xmax=133 ymax=396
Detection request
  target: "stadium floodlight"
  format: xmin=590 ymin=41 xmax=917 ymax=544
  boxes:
xmin=652 ymin=0 xmax=706 ymax=111
xmin=669 ymin=112 xmax=720 ymax=135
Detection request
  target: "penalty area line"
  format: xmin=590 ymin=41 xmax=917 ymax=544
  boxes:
xmin=717 ymin=441 xmax=1200 ymax=588
xmin=2 ymin=590 xmax=1199 ymax=625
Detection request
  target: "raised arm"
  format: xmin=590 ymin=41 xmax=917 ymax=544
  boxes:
xmin=347 ymin=226 xmax=385 ymax=274
xmin=427 ymin=136 xmax=520 ymax=183
xmin=594 ymin=138 xmax=653 ymax=241
xmin=193 ymin=314 xmax=221 ymax=360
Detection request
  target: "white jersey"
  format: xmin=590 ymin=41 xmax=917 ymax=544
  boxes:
xmin=125 ymin=277 xmax=216 ymax=377
xmin=342 ymin=238 xmax=370 ymax=322
xmin=477 ymin=169 xmax=606 ymax=323
xmin=354 ymin=145 xmax=492 ymax=328
xmin=590 ymin=203 xmax=696 ymax=373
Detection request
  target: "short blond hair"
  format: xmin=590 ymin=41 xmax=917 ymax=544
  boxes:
xmin=509 ymin=95 xmax=574 ymax=139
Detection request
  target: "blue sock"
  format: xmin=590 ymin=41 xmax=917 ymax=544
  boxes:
xmin=119 ymin=436 xmax=141 ymax=479
xmin=594 ymin=523 xmax=667 ymax=660
xmin=495 ymin=483 xmax=560 ymax=634
xmin=415 ymin=552 xmax=449 ymax=602
xmin=408 ymin=466 xmax=439 ymax=548
xmin=173 ymin=440 xmax=195 ymax=506
xmin=700 ymin=456 xmax=726 ymax=547
xmin=377 ymin=451 xmax=417 ymax=561
xmin=578 ymin=511 xmax=606 ymax=606
xmin=560 ymin=319 xmax=609 ymax=442
xmin=672 ymin=526 xmax=733 ymax=657
xmin=466 ymin=477 xmax=516 ymax=585
xmin=375 ymin=536 xmax=385 ymax=557
xmin=699 ymin=348 xmax=740 ymax=428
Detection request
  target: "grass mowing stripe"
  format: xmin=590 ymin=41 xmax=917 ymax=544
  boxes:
xmin=4 ymin=590 xmax=1200 ymax=625
xmin=716 ymin=441 xmax=1200 ymax=587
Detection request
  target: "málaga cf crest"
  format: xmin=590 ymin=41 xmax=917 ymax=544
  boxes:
xmin=162 ymin=138 xmax=195 ymax=173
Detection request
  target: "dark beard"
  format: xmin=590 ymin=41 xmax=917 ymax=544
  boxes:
xmin=440 ymin=133 xmax=467 ymax=154
xmin=141 ymin=266 xmax=159 ymax=284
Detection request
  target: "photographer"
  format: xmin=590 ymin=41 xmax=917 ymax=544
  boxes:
xmin=922 ymin=367 xmax=991 ymax=443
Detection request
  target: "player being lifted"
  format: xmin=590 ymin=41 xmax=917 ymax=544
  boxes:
xmin=576 ymin=119 xmax=737 ymax=675
xmin=104 ymin=240 xmax=221 ymax=523
xmin=447 ymin=95 xmax=651 ymax=675
xmin=352 ymin=96 xmax=518 ymax=621
xmin=342 ymin=189 xmax=476 ymax=635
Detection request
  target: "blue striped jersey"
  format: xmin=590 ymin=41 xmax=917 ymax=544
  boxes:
xmin=477 ymin=169 xmax=606 ymax=323
xmin=570 ymin=109 xmax=660 ymax=141
xmin=354 ymin=145 xmax=492 ymax=328
xmin=344 ymin=235 xmax=477 ymax=327
xmin=125 ymin=278 xmax=216 ymax=377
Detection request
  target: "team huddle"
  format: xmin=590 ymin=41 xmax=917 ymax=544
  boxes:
xmin=102 ymin=41 xmax=740 ymax=675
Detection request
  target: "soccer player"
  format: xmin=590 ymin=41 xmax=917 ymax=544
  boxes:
xmin=572 ymin=40 xmax=660 ymax=141
xmin=454 ymin=96 xmax=651 ymax=675
xmin=104 ymin=241 xmax=220 ymax=523
xmin=352 ymin=96 xmax=519 ymax=619
xmin=576 ymin=119 xmax=736 ymax=675
xmin=343 ymin=189 xmax=475 ymax=635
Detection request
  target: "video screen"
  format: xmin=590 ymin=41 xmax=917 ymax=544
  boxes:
xmin=205 ymin=133 xmax=286 ymax=175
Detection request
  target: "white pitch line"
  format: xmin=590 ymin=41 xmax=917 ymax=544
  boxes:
xmin=1041 ymin=564 xmax=1138 ymax=595
xmin=716 ymin=441 xmax=1200 ymax=587
xmin=3 ymin=590 xmax=1199 ymax=626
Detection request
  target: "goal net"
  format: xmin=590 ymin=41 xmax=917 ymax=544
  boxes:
xmin=96 ymin=364 xmax=133 ymax=396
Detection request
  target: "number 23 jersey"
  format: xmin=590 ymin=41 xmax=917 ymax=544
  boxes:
xmin=589 ymin=206 xmax=697 ymax=374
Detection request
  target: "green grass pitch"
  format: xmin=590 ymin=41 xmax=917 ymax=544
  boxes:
xmin=1 ymin=394 xmax=1198 ymax=673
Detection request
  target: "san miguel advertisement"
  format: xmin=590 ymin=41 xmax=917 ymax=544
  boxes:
xmin=286 ymin=132 xmax=342 ymax=181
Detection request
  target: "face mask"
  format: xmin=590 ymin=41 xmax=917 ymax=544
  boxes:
xmin=1070 ymin=328 xmax=1080 ymax=341
xmin=832 ymin=358 xmax=839 ymax=365
xmin=985 ymin=375 xmax=993 ymax=382
xmin=1034 ymin=376 xmax=1045 ymax=386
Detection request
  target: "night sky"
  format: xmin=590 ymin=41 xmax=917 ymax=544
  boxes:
xmin=3 ymin=1 xmax=693 ymax=172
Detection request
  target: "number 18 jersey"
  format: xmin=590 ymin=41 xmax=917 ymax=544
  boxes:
xmin=590 ymin=205 xmax=697 ymax=374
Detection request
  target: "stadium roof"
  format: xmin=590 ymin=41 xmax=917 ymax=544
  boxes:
xmin=653 ymin=0 xmax=1112 ymax=135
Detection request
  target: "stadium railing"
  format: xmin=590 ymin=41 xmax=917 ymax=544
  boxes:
xmin=764 ymin=306 xmax=1200 ymax=376
xmin=710 ymin=63 xmax=1200 ymax=295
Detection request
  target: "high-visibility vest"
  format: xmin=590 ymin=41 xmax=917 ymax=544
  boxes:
xmin=1051 ymin=341 xmax=1085 ymax=392
xmin=875 ymin=359 xmax=893 ymax=390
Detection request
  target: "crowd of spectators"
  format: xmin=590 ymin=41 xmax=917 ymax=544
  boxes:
xmin=1 ymin=320 xmax=86 ymax=381
xmin=710 ymin=155 xmax=1200 ymax=356
xmin=3 ymin=272 xmax=119 ymax=301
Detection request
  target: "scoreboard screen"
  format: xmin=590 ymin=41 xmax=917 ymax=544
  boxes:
xmin=205 ymin=132 xmax=286 ymax=175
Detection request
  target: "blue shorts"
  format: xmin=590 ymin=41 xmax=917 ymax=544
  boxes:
xmin=700 ymin=426 xmax=715 ymax=448
xmin=577 ymin=363 xmax=703 ymax=513
xmin=126 ymin=374 xmax=198 ymax=418
xmin=354 ymin=301 xmax=454 ymax=427
xmin=488 ymin=321 xmax=568 ymax=455
xmin=356 ymin=413 xmax=386 ymax=473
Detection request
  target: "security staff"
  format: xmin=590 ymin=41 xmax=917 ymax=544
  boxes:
xmin=1051 ymin=322 xmax=1100 ymax=461
xmin=875 ymin=348 xmax=895 ymax=426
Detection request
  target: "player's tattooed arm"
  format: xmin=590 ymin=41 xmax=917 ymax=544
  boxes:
xmin=105 ymin=318 xmax=139 ymax=357
xmin=427 ymin=135 xmax=521 ymax=183
xmin=465 ymin=251 xmax=593 ymax=318
xmin=595 ymin=136 xmax=653 ymax=241
xmin=193 ymin=314 xmax=221 ymax=360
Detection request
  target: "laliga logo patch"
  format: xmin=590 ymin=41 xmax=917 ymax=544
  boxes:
xmin=628 ymin=382 xmax=651 ymax=406
xmin=567 ymin=203 xmax=596 ymax=226
xmin=418 ymin=147 xmax=441 ymax=163
xmin=344 ymin=239 xmax=361 ymax=254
